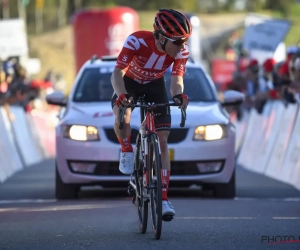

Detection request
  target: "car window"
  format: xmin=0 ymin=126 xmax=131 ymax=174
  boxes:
xmin=164 ymin=67 xmax=217 ymax=102
xmin=73 ymin=66 xmax=216 ymax=103
xmin=73 ymin=67 xmax=114 ymax=102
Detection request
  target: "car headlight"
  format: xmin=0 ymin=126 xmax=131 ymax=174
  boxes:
xmin=193 ymin=125 xmax=228 ymax=141
xmin=63 ymin=125 xmax=99 ymax=141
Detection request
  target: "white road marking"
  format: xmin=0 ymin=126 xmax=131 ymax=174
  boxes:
xmin=0 ymin=203 xmax=131 ymax=212
xmin=273 ymin=217 xmax=300 ymax=220
xmin=0 ymin=199 xmax=57 ymax=204
xmin=176 ymin=217 xmax=256 ymax=220
xmin=234 ymin=197 xmax=300 ymax=202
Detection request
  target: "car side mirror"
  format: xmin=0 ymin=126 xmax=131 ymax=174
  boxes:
xmin=46 ymin=91 xmax=67 ymax=107
xmin=221 ymin=90 xmax=245 ymax=107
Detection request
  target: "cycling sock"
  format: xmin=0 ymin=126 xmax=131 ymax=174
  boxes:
xmin=161 ymin=169 xmax=170 ymax=201
xmin=118 ymin=135 xmax=133 ymax=152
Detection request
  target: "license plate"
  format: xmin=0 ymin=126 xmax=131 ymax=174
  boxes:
xmin=169 ymin=149 xmax=174 ymax=161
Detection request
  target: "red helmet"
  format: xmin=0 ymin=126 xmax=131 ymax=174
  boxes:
xmin=263 ymin=58 xmax=276 ymax=73
xmin=248 ymin=59 xmax=258 ymax=68
xmin=279 ymin=62 xmax=289 ymax=76
xmin=153 ymin=9 xmax=192 ymax=39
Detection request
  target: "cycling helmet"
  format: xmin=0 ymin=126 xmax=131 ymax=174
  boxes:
xmin=153 ymin=9 xmax=192 ymax=39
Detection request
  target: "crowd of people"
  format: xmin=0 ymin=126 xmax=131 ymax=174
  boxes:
xmin=0 ymin=57 xmax=66 ymax=120
xmin=224 ymin=44 xmax=300 ymax=119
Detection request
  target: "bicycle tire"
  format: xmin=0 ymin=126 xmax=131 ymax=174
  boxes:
xmin=135 ymin=134 xmax=148 ymax=234
xmin=147 ymin=134 xmax=162 ymax=240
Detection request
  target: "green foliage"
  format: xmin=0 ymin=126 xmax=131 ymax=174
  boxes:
xmin=264 ymin=0 xmax=295 ymax=17
xmin=1 ymin=0 xmax=299 ymax=45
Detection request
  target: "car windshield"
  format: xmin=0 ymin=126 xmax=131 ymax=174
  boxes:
xmin=164 ymin=67 xmax=216 ymax=102
xmin=73 ymin=67 xmax=114 ymax=102
xmin=73 ymin=66 xmax=216 ymax=102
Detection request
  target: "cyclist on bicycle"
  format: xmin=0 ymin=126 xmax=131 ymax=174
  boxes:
xmin=111 ymin=9 xmax=192 ymax=217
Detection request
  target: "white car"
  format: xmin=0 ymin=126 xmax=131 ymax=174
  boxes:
xmin=46 ymin=55 xmax=244 ymax=199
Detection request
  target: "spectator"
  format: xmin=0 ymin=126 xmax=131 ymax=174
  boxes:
xmin=226 ymin=72 xmax=247 ymax=120
xmin=261 ymin=58 xmax=277 ymax=99
xmin=0 ymin=69 xmax=24 ymax=121
xmin=278 ymin=62 xmax=293 ymax=103
xmin=3 ymin=57 xmax=17 ymax=76
xmin=243 ymin=59 xmax=259 ymax=110
xmin=6 ymin=66 xmax=39 ymax=112
xmin=53 ymin=73 xmax=66 ymax=92
xmin=286 ymin=57 xmax=300 ymax=104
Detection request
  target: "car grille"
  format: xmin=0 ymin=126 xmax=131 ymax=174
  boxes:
xmin=68 ymin=160 xmax=224 ymax=177
xmin=170 ymin=161 xmax=224 ymax=175
xmin=104 ymin=128 xmax=189 ymax=144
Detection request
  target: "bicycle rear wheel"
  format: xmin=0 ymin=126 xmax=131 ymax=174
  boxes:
xmin=135 ymin=134 xmax=148 ymax=233
xmin=147 ymin=134 xmax=162 ymax=240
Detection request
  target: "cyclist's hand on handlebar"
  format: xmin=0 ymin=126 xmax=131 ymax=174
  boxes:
xmin=116 ymin=94 xmax=133 ymax=108
xmin=173 ymin=93 xmax=189 ymax=110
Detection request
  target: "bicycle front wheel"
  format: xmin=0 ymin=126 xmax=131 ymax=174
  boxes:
xmin=147 ymin=134 xmax=162 ymax=240
xmin=135 ymin=134 xmax=148 ymax=234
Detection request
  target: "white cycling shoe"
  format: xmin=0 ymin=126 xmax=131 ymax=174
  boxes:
xmin=119 ymin=151 xmax=134 ymax=174
xmin=162 ymin=200 xmax=175 ymax=217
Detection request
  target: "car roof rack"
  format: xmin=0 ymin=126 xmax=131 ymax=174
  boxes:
xmin=101 ymin=55 xmax=118 ymax=61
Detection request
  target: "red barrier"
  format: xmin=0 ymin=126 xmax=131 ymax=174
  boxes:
xmin=73 ymin=6 xmax=139 ymax=72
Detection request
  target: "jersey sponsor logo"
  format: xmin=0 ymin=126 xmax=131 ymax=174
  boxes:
xmin=128 ymin=62 xmax=165 ymax=81
xmin=123 ymin=35 xmax=147 ymax=50
xmin=144 ymin=53 xmax=166 ymax=70
xmin=138 ymin=38 xmax=148 ymax=47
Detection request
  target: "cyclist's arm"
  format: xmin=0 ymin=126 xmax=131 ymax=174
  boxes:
xmin=111 ymin=33 xmax=138 ymax=96
xmin=111 ymin=68 xmax=127 ymax=96
xmin=170 ymin=46 xmax=189 ymax=97
xmin=170 ymin=75 xmax=184 ymax=96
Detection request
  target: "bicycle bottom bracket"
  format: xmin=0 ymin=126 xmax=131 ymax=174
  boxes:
xmin=162 ymin=215 xmax=173 ymax=222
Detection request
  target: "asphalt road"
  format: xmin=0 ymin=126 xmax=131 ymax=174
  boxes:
xmin=0 ymin=159 xmax=300 ymax=250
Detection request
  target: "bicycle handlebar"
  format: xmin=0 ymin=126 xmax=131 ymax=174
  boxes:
xmin=118 ymin=102 xmax=186 ymax=130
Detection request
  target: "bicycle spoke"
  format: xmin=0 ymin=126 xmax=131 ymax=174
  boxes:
xmin=148 ymin=134 xmax=162 ymax=240
xmin=135 ymin=135 xmax=148 ymax=234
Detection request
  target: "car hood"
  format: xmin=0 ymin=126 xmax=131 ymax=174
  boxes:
xmin=62 ymin=102 xmax=229 ymax=127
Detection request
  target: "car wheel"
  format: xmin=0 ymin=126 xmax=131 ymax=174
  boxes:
xmin=213 ymin=170 xmax=236 ymax=198
xmin=56 ymin=163 xmax=79 ymax=199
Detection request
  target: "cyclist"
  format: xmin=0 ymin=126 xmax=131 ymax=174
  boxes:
xmin=111 ymin=9 xmax=192 ymax=217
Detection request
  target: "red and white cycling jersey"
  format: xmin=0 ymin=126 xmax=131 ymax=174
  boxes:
xmin=116 ymin=31 xmax=189 ymax=84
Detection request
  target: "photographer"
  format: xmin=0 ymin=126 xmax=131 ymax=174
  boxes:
xmin=6 ymin=66 xmax=40 ymax=112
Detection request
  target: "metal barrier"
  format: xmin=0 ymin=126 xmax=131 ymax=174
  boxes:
xmin=234 ymin=101 xmax=300 ymax=191
xmin=0 ymin=106 xmax=55 ymax=183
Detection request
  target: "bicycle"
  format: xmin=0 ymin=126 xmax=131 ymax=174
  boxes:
xmin=119 ymin=96 xmax=186 ymax=240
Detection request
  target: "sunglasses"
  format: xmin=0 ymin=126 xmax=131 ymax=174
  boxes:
xmin=163 ymin=36 xmax=188 ymax=46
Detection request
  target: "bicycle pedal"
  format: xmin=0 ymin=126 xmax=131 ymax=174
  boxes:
xmin=162 ymin=215 xmax=174 ymax=222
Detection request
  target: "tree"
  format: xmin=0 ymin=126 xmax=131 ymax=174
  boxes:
xmin=265 ymin=0 xmax=294 ymax=17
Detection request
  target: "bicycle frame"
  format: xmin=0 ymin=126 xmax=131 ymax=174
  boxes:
xmin=128 ymin=99 xmax=158 ymax=200
xmin=139 ymin=102 xmax=159 ymax=195
xmin=120 ymin=98 xmax=186 ymax=239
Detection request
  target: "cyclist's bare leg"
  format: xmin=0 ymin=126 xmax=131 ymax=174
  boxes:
xmin=157 ymin=130 xmax=170 ymax=171
xmin=113 ymin=105 xmax=132 ymax=150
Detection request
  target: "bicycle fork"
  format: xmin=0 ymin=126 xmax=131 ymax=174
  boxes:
xmin=128 ymin=133 xmax=150 ymax=205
